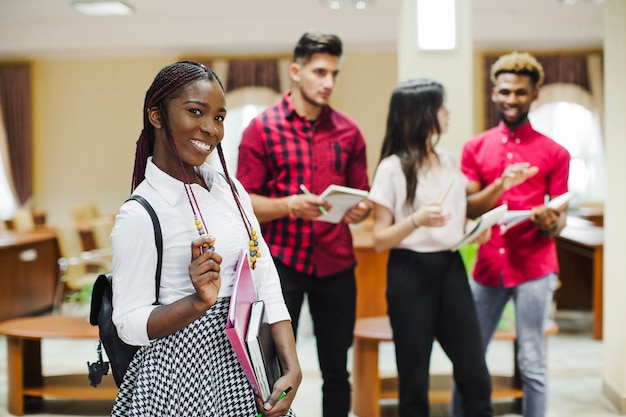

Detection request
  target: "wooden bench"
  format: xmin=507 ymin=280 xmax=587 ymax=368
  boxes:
xmin=352 ymin=316 xmax=558 ymax=417
xmin=0 ymin=316 xmax=117 ymax=416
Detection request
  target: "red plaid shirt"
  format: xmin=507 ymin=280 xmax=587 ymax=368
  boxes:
xmin=237 ymin=92 xmax=369 ymax=277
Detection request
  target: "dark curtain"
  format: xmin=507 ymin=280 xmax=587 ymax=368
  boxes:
xmin=0 ymin=63 xmax=32 ymax=205
xmin=226 ymin=59 xmax=280 ymax=93
xmin=483 ymin=53 xmax=594 ymax=129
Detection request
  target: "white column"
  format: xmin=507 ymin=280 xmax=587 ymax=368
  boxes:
xmin=602 ymin=0 xmax=626 ymax=412
xmin=397 ymin=0 xmax=473 ymax=158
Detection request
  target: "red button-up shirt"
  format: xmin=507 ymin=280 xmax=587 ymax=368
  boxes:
xmin=461 ymin=121 xmax=570 ymax=287
xmin=237 ymin=92 xmax=369 ymax=277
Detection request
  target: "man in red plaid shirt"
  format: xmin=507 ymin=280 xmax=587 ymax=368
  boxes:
xmin=237 ymin=31 xmax=371 ymax=417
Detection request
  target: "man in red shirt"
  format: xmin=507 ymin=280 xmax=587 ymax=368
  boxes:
xmin=451 ymin=52 xmax=570 ymax=417
xmin=237 ymin=32 xmax=370 ymax=417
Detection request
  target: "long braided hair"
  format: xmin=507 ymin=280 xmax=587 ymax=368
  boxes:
xmin=131 ymin=60 xmax=225 ymax=191
xmin=130 ymin=61 xmax=256 ymax=261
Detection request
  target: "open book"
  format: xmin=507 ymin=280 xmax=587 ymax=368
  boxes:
xmin=316 ymin=184 xmax=369 ymax=224
xmin=499 ymin=192 xmax=574 ymax=232
xmin=246 ymin=300 xmax=282 ymax=402
xmin=225 ymin=249 xmax=262 ymax=398
xmin=450 ymin=204 xmax=508 ymax=251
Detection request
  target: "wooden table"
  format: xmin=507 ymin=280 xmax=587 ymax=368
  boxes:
xmin=0 ymin=229 xmax=59 ymax=322
xmin=555 ymin=217 xmax=604 ymax=340
xmin=352 ymin=216 xmax=606 ymax=340
xmin=0 ymin=316 xmax=117 ymax=415
xmin=352 ymin=316 xmax=558 ymax=417
xmin=351 ymin=227 xmax=388 ymax=318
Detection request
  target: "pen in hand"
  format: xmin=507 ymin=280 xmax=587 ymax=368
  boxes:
xmin=299 ymin=184 xmax=329 ymax=215
xmin=439 ymin=179 xmax=454 ymax=206
xmin=256 ymin=386 xmax=293 ymax=417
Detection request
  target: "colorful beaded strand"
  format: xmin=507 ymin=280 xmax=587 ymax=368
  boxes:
xmin=248 ymin=228 xmax=261 ymax=270
xmin=169 ymin=141 xmax=214 ymax=253
xmin=215 ymin=145 xmax=262 ymax=269
xmin=195 ymin=217 xmax=215 ymax=251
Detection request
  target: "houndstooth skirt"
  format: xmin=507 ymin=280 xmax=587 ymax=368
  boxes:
xmin=111 ymin=297 xmax=296 ymax=417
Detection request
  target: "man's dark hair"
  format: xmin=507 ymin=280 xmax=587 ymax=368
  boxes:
xmin=292 ymin=31 xmax=343 ymax=64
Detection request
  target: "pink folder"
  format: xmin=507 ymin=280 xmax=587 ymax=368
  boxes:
xmin=225 ymin=249 xmax=262 ymax=398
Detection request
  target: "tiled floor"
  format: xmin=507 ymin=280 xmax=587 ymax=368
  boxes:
xmin=0 ymin=308 xmax=620 ymax=417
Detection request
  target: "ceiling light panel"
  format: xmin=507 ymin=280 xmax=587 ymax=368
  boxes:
xmin=72 ymin=1 xmax=134 ymax=16
xmin=322 ymin=0 xmax=374 ymax=11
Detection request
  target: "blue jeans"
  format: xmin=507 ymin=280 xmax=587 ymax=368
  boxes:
xmin=449 ymin=273 xmax=558 ymax=417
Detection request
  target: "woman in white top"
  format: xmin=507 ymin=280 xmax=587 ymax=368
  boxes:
xmin=110 ymin=61 xmax=300 ymax=417
xmin=368 ymin=79 xmax=493 ymax=417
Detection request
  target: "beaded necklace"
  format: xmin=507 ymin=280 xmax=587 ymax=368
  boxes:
xmin=172 ymin=142 xmax=261 ymax=270
xmin=217 ymin=145 xmax=261 ymax=270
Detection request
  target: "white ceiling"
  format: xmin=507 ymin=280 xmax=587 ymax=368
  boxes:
xmin=0 ymin=0 xmax=605 ymax=60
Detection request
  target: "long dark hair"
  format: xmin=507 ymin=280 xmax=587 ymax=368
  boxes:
xmin=131 ymin=60 xmax=224 ymax=192
xmin=130 ymin=60 xmax=258 ymax=264
xmin=379 ymin=78 xmax=444 ymax=208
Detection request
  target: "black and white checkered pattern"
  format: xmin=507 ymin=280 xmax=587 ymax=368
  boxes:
xmin=112 ymin=298 xmax=296 ymax=417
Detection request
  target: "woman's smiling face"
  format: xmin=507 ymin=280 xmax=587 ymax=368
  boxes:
xmin=165 ymin=79 xmax=227 ymax=167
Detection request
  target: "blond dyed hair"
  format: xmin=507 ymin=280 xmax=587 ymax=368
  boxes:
xmin=490 ymin=51 xmax=545 ymax=88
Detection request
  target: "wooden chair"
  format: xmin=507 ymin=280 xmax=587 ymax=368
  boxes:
xmin=53 ymin=222 xmax=109 ymax=315
xmin=70 ymin=203 xmax=99 ymax=222
xmin=90 ymin=215 xmax=115 ymax=250
xmin=11 ymin=207 xmax=36 ymax=232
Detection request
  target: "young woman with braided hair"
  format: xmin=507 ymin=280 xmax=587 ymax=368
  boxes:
xmin=110 ymin=60 xmax=300 ymax=416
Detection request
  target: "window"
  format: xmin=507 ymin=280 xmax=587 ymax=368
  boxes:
xmin=0 ymin=159 xmax=17 ymax=220
xmin=208 ymin=104 xmax=268 ymax=174
xmin=207 ymin=87 xmax=280 ymax=175
xmin=415 ymin=0 xmax=456 ymax=50
xmin=529 ymin=101 xmax=606 ymax=203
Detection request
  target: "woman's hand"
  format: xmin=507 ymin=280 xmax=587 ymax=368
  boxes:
xmin=146 ymin=236 xmax=222 ymax=339
xmin=412 ymin=201 xmax=451 ymax=228
xmin=255 ymin=379 xmax=297 ymax=417
xmin=189 ymin=236 xmax=222 ymax=309
xmin=255 ymin=320 xmax=301 ymax=416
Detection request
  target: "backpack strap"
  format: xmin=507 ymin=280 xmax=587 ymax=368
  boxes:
xmin=218 ymin=171 xmax=239 ymax=195
xmin=127 ymin=195 xmax=162 ymax=305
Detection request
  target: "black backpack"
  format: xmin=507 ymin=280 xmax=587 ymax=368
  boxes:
xmin=88 ymin=195 xmax=162 ymax=388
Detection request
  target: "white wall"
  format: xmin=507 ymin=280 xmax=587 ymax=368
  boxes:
xmin=601 ymin=0 xmax=626 ymax=412
xmin=398 ymin=0 xmax=474 ymax=159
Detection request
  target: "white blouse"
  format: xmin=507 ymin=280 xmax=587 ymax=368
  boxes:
xmin=111 ymin=158 xmax=290 ymax=345
xmin=369 ymin=151 xmax=468 ymax=252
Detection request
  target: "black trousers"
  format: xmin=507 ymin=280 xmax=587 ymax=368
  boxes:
xmin=275 ymin=260 xmax=356 ymax=417
xmin=386 ymin=249 xmax=493 ymax=417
